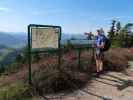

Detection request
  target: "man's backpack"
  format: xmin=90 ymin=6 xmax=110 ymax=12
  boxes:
xmin=102 ymin=36 xmax=111 ymax=52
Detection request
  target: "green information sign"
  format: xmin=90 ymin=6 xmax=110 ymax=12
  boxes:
xmin=28 ymin=24 xmax=62 ymax=84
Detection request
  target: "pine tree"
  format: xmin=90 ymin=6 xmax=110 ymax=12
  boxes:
xmin=116 ymin=21 xmax=121 ymax=35
xmin=108 ymin=20 xmax=116 ymax=39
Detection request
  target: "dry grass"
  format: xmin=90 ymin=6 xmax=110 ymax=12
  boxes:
xmin=104 ymin=48 xmax=133 ymax=71
xmin=1 ymin=47 xmax=133 ymax=98
xmin=31 ymin=48 xmax=133 ymax=95
xmin=32 ymin=50 xmax=91 ymax=94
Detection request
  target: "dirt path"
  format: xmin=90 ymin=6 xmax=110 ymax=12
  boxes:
xmin=46 ymin=61 xmax=133 ymax=100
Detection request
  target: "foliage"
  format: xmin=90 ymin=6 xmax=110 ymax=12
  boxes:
xmin=109 ymin=20 xmax=133 ymax=48
xmin=0 ymin=47 xmax=14 ymax=63
xmin=108 ymin=20 xmax=116 ymax=39
xmin=117 ymin=23 xmax=133 ymax=47
xmin=0 ymin=82 xmax=33 ymax=100
xmin=32 ymin=52 xmax=41 ymax=63
xmin=1 ymin=52 xmax=25 ymax=74
xmin=5 ymin=62 xmax=22 ymax=73
xmin=0 ymin=64 xmax=6 ymax=74
xmin=104 ymin=48 xmax=133 ymax=71
xmin=116 ymin=21 xmax=121 ymax=35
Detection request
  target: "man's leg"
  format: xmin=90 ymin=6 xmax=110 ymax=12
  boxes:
xmin=96 ymin=59 xmax=100 ymax=72
xmin=95 ymin=54 xmax=100 ymax=72
xmin=99 ymin=60 xmax=103 ymax=71
xmin=99 ymin=53 xmax=104 ymax=72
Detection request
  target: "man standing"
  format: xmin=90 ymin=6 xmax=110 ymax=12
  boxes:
xmin=95 ymin=29 xmax=106 ymax=76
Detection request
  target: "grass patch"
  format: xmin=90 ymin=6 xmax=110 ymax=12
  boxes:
xmin=0 ymin=48 xmax=14 ymax=62
xmin=0 ymin=82 xmax=33 ymax=100
xmin=31 ymin=53 xmax=91 ymax=95
xmin=104 ymin=48 xmax=133 ymax=71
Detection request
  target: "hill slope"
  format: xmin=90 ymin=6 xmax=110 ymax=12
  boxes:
xmin=0 ymin=48 xmax=133 ymax=100
xmin=0 ymin=32 xmax=27 ymax=48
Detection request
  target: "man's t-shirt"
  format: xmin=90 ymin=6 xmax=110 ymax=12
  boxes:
xmin=96 ymin=34 xmax=106 ymax=54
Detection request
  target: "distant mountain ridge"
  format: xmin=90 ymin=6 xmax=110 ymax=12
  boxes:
xmin=0 ymin=32 xmax=90 ymax=65
xmin=0 ymin=32 xmax=89 ymax=48
xmin=0 ymin=32 xmax=27 ymax=48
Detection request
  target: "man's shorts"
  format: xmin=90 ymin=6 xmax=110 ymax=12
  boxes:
xmin=95 ymin=49 xmax=104 ymax=60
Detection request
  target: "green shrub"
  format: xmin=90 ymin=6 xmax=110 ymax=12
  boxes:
xmin=5 ymin=62 xmax=22 ymax=74
xmin=0 ymin=83 xmax=32 ymax=100
xmin=0 ymin=64 xmax=6 ymax=74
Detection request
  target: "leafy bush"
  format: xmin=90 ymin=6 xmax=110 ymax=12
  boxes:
xmin=0 ymin=64 xmax=6 ymax=74
xmin=104 ymin=48 xmax=133 ymax=71
xmin=31 ymin=51 xmax=90 ymax=95
xmin=32 ymin=69 xmax=89 ymax=95
xmin=0 ymin=83 xmax=33 ymax=100
xmin=4 ymin=62 xmax=22 ymax=74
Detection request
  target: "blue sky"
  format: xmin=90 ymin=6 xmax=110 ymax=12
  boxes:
xmin=0 ymin=0 xmax=133 ymax=34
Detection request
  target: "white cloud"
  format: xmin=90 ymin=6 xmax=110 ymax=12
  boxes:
xmin=103 ymin=16 xmax=133 ymax=21
xmin=0 ymin=7 xmax=10 ymax=13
